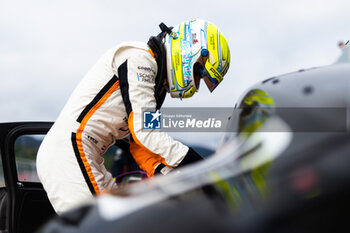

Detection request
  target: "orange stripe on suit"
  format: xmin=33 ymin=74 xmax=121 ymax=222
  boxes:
xmin=75 ymin=81 xmax=120 ymax=194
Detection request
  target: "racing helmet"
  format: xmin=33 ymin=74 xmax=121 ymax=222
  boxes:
xmin=164 ymin=19 xmax=230 ymax=98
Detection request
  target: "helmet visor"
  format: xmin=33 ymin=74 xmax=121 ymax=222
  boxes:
xmin=203 ymin=60 xmax=223 ymax=92
xmin=203 ymin=75 xmax=221 ymax=92
xmin=193 ymin=49 xmax=225 ymax=92
xmin=193 ymin=60 xmax=223 ymax=92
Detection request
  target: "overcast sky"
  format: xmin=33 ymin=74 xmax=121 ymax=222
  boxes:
xmin=1 ymin=0 xmax=349 ymax=148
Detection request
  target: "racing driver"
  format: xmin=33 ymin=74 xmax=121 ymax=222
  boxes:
xmin=36 ymin=19 xmax=231 ymax=214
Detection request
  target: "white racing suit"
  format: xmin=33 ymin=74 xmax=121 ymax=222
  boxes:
xmin=36 ymin=42 xmax=193 ymax=214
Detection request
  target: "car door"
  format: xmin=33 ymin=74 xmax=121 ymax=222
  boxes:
xmin=0 ymin=122 xmax=56 ymax=233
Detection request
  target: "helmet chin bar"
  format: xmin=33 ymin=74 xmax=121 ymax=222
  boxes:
xmin=168 ymin=81 xmax=197 ymax=99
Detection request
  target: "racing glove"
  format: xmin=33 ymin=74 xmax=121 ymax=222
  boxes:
xmin=155 ymin=147 xmax=203 ymax=175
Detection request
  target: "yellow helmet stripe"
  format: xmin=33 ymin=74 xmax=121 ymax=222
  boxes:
xmin=171 ymin=23 xmax=185 ymax=88
xmin=243 ymin=89 xmax=275 ymax=106
xmin=219 ymin=33 xmax=230 ymax=75
xmin=206 ymin=22 xmax=219 ymax=68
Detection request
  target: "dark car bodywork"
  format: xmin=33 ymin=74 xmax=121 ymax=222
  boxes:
xmin=38 ymin=61 xmax=350 ymax=233
xmin=1 ymin=60 xmax=350 ymax=232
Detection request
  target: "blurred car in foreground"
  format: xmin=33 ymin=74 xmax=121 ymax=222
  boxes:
xmin=38 ymin=56 xmax=350 ymax=232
